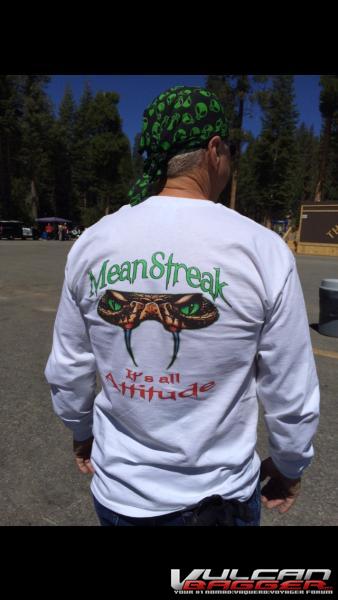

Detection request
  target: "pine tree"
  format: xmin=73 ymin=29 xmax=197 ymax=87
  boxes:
xmin=89 ymin=91 xmax=133 ymax=216
xmin=72 ymin=82 xmax=96 ymax=223
xmin=0 ymin=75 xmax=55 ymax=222
xmin=323 ymin=112 xmax=338 ymax=202
xmin=236 ymin=135 xmax=263 ymax=221
xmin=254 ymin=75 xmax=299 ymax=225
xmin=314 ymin=75 xmax=338 ymax=202
xmin=291 ymin=123 xmax=320 ymax=224
xmin=73 ymin=88 xmax=133 ymax=226
xmin=53 ymin=85 xmax=77 ymax=219
xmin=0 ymin=75 xmax=21 ymax=218
xmin=206 ymin=75 xmax=269 ymax=210
xmin=18 ymin=75 xmax=55 ymax=221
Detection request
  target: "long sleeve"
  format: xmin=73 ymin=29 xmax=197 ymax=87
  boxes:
xmin=45 ymin=262 xmax=97 ymax=441
xmin=256 ymin=256 xmax=320 ymax=479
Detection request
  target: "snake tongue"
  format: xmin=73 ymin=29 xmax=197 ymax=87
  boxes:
xmin=167 ymin=331 xmax=180 ymax=370
xmin=124 ymin=329 xmax=138 ymax=367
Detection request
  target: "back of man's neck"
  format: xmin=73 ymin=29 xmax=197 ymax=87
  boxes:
xmin=159 ymin=188 xmax=210 ymax=200
xmin=158 ymin=175 xmax=213 ymax=201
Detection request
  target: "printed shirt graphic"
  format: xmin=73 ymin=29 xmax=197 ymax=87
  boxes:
xmin=45 ymin=196 xmax=320 ymax=517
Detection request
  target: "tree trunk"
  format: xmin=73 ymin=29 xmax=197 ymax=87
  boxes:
xmin=30 ymin=179 xmax=39 ymax=220
xmin=314 ymin=114 xmax=332 ymax=202
xmin=264 ymin=214 xmax=272 ymax=229
xmin=229 ymin=167 xmax=238 ymax=210
xmin=0 ymin=134 xmax=12 ymax=218
xmin=229 ymin=89 xmax=245 ymax=211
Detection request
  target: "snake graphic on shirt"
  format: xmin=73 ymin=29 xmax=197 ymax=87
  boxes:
xmin=97 ymin=290 xmax=219 ymax=369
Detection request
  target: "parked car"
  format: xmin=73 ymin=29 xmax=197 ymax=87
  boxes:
xmin=22 ymin=226 xmax=32 ymax=239
xmin=70 ymin=226 xmax=81 ymax=239
xmin=0 ymin=220 xmax=25 ymax=239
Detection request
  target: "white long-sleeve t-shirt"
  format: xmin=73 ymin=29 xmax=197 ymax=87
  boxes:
xmin=45 ymin=196 xmax=320 ymax=517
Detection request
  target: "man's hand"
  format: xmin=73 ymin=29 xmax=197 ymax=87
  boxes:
xmin=73 ymin=436 xmax=95 ymax=474
xmin=260 ymin=457 xmax=301 ymax=514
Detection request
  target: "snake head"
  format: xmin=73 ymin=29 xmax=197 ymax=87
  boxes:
xmin=97 ymin=290 xmax=219 ymax=369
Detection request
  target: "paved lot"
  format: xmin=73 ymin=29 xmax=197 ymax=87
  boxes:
xmin=0 ymin=240 xmax=337 ymax=526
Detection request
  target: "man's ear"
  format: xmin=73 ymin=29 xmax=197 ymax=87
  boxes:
xmin=207 ymin=136 xmax=222 ymax=161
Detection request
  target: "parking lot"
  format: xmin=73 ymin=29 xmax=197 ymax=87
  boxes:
xmin=0 ymin=240 xmax=337 ymax=526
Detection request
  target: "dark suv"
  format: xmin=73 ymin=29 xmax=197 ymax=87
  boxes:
xmin=0 ymin=220 xmax=25 ymax=239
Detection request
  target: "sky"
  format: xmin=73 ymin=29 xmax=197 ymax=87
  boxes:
xmin=46 ymin=75 xmax=322 ymax=148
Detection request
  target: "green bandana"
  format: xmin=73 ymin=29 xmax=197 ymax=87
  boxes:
xmin=128 ymin=86 xmax=229 ymax=206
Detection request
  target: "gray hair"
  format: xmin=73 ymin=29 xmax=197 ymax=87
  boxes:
xmin=166 ymin=148 xmax=205 ymax=178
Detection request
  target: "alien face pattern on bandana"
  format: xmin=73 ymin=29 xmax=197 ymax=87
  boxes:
xmin=128 ymin=86 xmax=229 ymax=206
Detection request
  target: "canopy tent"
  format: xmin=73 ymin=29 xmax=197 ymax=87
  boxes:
xmin=35 ymin=217 xmax=72 ymax=223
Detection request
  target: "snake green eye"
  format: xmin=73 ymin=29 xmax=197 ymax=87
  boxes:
xmin=180 ymin=303 xmax=200 ymax=316
xmin=108 ymin=299 xmax=122 ymax=311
